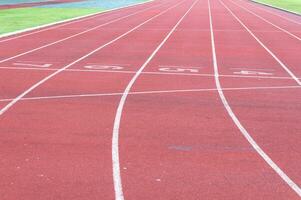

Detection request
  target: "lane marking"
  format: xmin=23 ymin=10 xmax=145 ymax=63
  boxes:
xmin=84 ymin=65 xmax=124 ymax=70
xmin=111 ymin=1 xmax=198 ymax=199
xmin=158 ymin=65 xmax=201 ymax=68
xmin=0 ymin=66 xmax=300 ymax=80
xmin=229 ymin=0 xmax=301 ymax=41
xmin=209 ymin=0 xmax=301 ymax=196
xmin=230 ymin=67 xmax=275 ymax=71
xmin=13 ymin=62 xmax=52 ymax=68
xmin=0 ymin=2 xmax=165 ymax=64
xmin=0 ymin=85 xmax=300 ymax=102
xmin=158 ymin=66 xmax=200 ymax=73
xmin=231 ymin=68 xmax=274 ymax=76
xmin=219 ymin=0 xmax=301 ymax=85
xmin=233 ymin=70 xmax=273 ymax=76
xmin=0 ymin=0 xmax=156 ymax=42
xmin=0 ymin=0 xmax=186 ymax=116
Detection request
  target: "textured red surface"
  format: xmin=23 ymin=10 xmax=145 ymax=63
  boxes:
xmin=0 ymin=0 xmax=300 ymax=199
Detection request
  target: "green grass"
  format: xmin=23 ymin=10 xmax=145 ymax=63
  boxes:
xmin=0 ymin=7 xmax=104 ymax=35
xmin=254 ymin=0 xmax=301 ymax=14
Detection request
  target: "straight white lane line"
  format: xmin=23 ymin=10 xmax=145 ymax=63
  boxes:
xmin=208 ymin=0 xmax=301 ymax=196
xmin=0 ymin=0 xmax=185 ymax=116
xmin=0 ymin=0 xmax=156 ymax=42
xmin=111 ymin=1 xmax=198 ymax=199
xmin=0 ymin=2 xmax=164 ymax=64
xmin=219 ymin=0 xmax=301 ymax=86
xmin=0 ymin=85 xmax=300 ymax=102
xmin=243 ymin=0 xmax=301 ymax=25
xmin=228 ymin=0 xmax=301 ymax=41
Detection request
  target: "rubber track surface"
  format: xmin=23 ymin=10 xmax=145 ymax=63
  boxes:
xmin=0 ymin=0 xmax=300 ymax=199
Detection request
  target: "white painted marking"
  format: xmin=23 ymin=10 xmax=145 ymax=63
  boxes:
xmin=13 ymin=62 xmax=52 ymax=68
xmin=159 ymin=65 xmax=201 ymax=68
xmin=0 ymin=0 xmax=155 ymax=42
xmin=1 ymin=66 xmax=300 ymax=80
xmin=231 ymin=67 xmax=275 ymax=71
xmin=158 ymin=67 xmax=199 ymax=73
xmin=209 ymin=0 xmax=301 ymax=196
xmin=0 ymin=0 xmax=185 ymax=116
xmin=84 ymin=65 xmax=124 ymax=70
xmin=0 ymin=2 xmax=163 ymax=64
xmin=0 ymin=85 xmax=300 ymax=102
xmin=112 ymin=1 xmax=198 ymax=200
xmin=229 ymin=0 xmax=301 ymax=41
xmin=233 ymin=70 xmax=273 ymax=76
xmin=219 ymin=0 xmax=301 ymax=86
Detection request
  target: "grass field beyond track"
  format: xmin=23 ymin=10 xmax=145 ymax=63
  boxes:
xmin=0 ymin=8 xmax=103 ymax=35
xmin=254 ymin=0 xmax=301 ymax=14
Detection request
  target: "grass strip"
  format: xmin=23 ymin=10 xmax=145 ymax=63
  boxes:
xmin=0 ymin=7 xmax=103 ymax=34
xmin=253 ymin=0 xmax=301 ymax=14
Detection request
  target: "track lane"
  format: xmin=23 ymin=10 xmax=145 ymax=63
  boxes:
xmin=0 ymin=1 xmax=165 ymax=61
xmin=210 ymin=0 xmax=301 ymax=196
xmin=1 ymin=0 xmax=300 ymax=199
xmin=229 ymin=0 xmax=301 ymax=37
xmin=211 ymin=0 xmax=300 ymax=86
xmin=115 ymin=0 xmax=300 ymax=199
xmin=219 ymin=0 xmax=301 ymax=80
xmin=0 ymin=0 xmax=194 ymax=199
xmin=0 ymin=0 xmax=162 ymax=43
xmin=222 ymin=0 xmax=301 ymax=41
xmin=0 ymin=0 xmax=179 ymax=104
xmin=0 ymin=96 xmax=119 ymax=200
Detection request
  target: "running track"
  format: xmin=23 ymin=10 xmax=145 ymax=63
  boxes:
xmin=0 ymin=0 xmax=300 ymax=199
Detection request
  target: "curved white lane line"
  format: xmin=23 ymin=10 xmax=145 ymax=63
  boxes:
xmin=229 ymin=0 xmax=301 ymax=41
xmin=219 ymin=0 xmax=301 ymax=86
xmin=0 ymin=0 xmax=156 ymax=42
xmin=208 ymin=0 xmax=301 ymax=196
xmin=111 ymin=1 xmax=198 ymax=199
xmin=0 ymin=85 xmax=300 ymax=102
xmin=0 ymin=2 xmax=165 ymax=64
xmin=0 ymin=0 xmax=185 ymax=116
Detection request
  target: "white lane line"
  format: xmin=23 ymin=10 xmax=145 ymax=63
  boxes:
xmin=219 ymin=0 xmax=301 ymax=86
xmin=1 ymin=65 xmax=300 ymax=80
xmin=111 ymin=1 xmax=198 ymax=199
xmin=0 ymin=85 xmax=300 ymax=102
xmin=0 ymin=2 xmax=165 ymax=64
xmin=0 ymin=0 xmax=185 ymax=116
xmin=208 ymin=0 xmax=301 ymax=196
xmin=229 ymin=0 xmax=301 ymax=41
xmin=243 ymin=0 xmax=301 ymax=25
xmin=0 ymin=0 xmax=156 ymax=42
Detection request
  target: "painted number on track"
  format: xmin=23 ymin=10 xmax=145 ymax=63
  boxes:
xmin=84 ymin=65 xmax=124 ymax=70
xmin=158 ymin=66 xmax=200 ymax=73
xmin=232 ymin=68 xmax=274 ymax=76
xmin=13 ymin=62 xmax=52 ymax=68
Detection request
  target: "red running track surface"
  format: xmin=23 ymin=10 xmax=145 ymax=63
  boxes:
xmin=0 ymin=0 xmax=300 ymax=199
